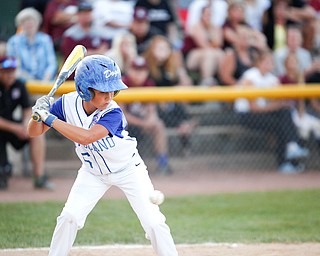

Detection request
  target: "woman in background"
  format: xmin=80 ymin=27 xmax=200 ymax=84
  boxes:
xmin=7 ymin=7 xmax=57 ymax=82
xmin=105 ymin=31 xmax=138 ymax=75
xmin=218 ymin=25 xmax=258 ymax=86
xmin=144 ymin=35 xmax=197 ymax=156
xmin=182 ymin=4 xmax=224 ymax=86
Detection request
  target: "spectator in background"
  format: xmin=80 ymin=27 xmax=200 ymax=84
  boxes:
xmin=42 ymin=0 xmax=79 ymax=51
xmin=92 ymin=0 xmax=134 ymax=43
xmin=185 ymin=0 xmax=228 ymax=31
xmin=120 ymin=56 xmax=172 ymax=174
xmin=286 ymin=0 xmax=316 ymax=51
xmin=280 ymin=53 xmax=320 ymax=150
xmin=263 ymin=0 xmax=288 ymax=51
xmin=264 ymin=0 xmax=316 ymax=51
xmin=105 ymin=31 xmax=138 ymax=75
xmin=60 ymin=1 xmax=109 ymax=78
xmin=7 ymin=7 xmax=58 ymax=82
xmin=129 ymin=7 xmax=162 ymax=55
xmin=279 ymin=52 xmax=304 ymax=85
xmin=234 ymin=50 xmax=309 ymax=173
xmin=309 ymin=0 xmax=320 ymax=54
xmin=144 ymin=35 xmax=197 ymax=156
xmin=144 ymin=35 xmax=192 ymax=87
xmin=0 ymin=57 xmax=53 ymax=189
xmin=134 ymin=0 xmax=182 ymax=49
xmin=273 ymin=25 xmax=320 ymax=78
xmin=243 ymin=0 xmax=270 ymax=32
xmin=182 ymin=4 xmax=224 ymax=86
xmin=217 ymin=25 xmax=258 ymax=86
xmin=222 ymin=1 xmax=267 ymax=51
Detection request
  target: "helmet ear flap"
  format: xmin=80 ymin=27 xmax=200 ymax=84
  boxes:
xmin=77 ymin=83 xmax=93 ymax=102
xmin=88 ymin=88 xmax=95 ymax=100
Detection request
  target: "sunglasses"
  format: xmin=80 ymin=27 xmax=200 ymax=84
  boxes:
xmin=0 ymin=58 xmax=17 ymax=69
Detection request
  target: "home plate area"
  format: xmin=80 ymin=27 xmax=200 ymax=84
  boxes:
xmin=1 ymin=243 xmax=320 ymax=256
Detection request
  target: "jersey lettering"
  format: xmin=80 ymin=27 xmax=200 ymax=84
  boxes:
xmin=77 ymin=137 xmax=115 ymax=152
xmin=81 ymin=152 xmax=93 ymax=168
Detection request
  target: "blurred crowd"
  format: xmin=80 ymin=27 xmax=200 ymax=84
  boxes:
xmin=0 ymin=0 xmax=318 ymax=83
xmin=1 ymin=0 xmax=320 ymax=190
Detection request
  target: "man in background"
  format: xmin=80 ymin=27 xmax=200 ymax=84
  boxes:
xmin=0 ymin=56 xmax=53 ymax=190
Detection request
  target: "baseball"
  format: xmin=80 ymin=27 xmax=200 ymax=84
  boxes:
xmin=149 ymin=190 xmax=165 ymax=205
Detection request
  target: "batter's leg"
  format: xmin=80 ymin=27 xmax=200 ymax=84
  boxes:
xmin=49 ymin=169 xmax=110 ymax=256
xmin=116 ymin=164 xmax=178 ymax=256
xmin=48 ymin=212 xmax=77 ymax=256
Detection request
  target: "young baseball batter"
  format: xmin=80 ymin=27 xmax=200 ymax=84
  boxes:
xmin=27 ymin=55 xmax=178 ymax=256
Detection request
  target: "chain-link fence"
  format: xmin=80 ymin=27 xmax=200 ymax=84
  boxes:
xmin=24 ymin=82 xmax=320 ymax=175
xmin=128 ymin=101 xmax=319 ymax=174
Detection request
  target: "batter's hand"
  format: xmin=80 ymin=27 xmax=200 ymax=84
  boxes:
xmin=32 ymin=95 xmax=54 ymax=112
xmin=32 ymin=96 xmax=54 ymax=122
xmin=33 ymin=108 xmax=57 ymax=127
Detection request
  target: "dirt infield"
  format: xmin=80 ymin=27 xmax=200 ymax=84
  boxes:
xmin=1 ymin=243 xmax=320 ymax=256
xmin=1 ymin=169 xmax=320 ymax=255
xmin=1 ymin=170 xmax=320 ymax=202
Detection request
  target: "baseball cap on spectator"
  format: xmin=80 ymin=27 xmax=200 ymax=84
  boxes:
xmin=78 ymin=1 xmax=93 ymax=12
xmin=0 ymin=57 xmax=17 ymax=70
xmin=133 ymin=7 xmax=148 ymax=22
xmin=131 ymin=56 xmax=147 ymax=69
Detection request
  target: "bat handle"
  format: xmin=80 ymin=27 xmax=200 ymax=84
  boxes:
xmin=32 ymin=112 xmax=41 ymax=122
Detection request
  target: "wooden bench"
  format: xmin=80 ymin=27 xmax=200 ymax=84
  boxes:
xmin=164 ymin=123 xmax=267 ymax=157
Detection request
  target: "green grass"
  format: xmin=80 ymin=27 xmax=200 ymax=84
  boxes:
xmin=0 ymin=189 xmax=319 ymax=248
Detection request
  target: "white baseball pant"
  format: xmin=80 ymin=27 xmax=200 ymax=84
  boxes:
xmin=48 ymin=160 xmax=178 ymax=256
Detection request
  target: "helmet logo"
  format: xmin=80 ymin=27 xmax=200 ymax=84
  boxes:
xmin=104 ymin=69 xmax=120 ymax=79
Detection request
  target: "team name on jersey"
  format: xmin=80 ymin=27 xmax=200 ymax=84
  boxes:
xmin=76 ymin=136 xmax=115 ymax=152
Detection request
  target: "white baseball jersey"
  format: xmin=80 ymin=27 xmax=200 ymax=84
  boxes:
xmin=50 ymin=91 xmax=139 ymax=175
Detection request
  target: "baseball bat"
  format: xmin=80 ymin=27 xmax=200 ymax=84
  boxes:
xmin=32 ymin=45 xmax=87 ymax=121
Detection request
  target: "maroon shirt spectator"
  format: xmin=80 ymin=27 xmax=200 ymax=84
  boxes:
xmin=42 ymin=0 xmax=79 ymax=50
xmin=309 ymin=0 xmax=320 ymax=11
xmin=60 ymin=2 xmax=109 ymax=79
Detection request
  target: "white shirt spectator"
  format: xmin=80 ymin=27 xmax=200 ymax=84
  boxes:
xmin=273 ymin=47 xmax=313 ymax=76
xmin=244 ymin=0 xmax=271 ymax=31
xmin=92 ymin=0 xmax=134 ymax=41
xmin=185 ymin=0 xmax=228 ymax=31
xmin=234 ymin=67 xmax=279 ymax=113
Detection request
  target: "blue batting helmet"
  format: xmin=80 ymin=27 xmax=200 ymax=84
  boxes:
xmin=75 ymin=55 xmax=128 ymax=102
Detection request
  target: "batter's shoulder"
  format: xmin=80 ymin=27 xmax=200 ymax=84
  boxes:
xmin=64 ymin=91 xmax=79 ymax=100
xmin=108 ymin=100 xmax=121 ymax=110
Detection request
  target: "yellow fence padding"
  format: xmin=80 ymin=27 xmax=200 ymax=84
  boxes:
xmin=26 ymin=80 xmax=320 ymax=103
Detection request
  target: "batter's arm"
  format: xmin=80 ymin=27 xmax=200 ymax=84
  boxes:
xmin=28 ymin=111 xmax=109 ymax=144
xmin=27 ymin=117 xmax=51 ymax=137
xmin=51 ymin=119 xmax=109 ymax=145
